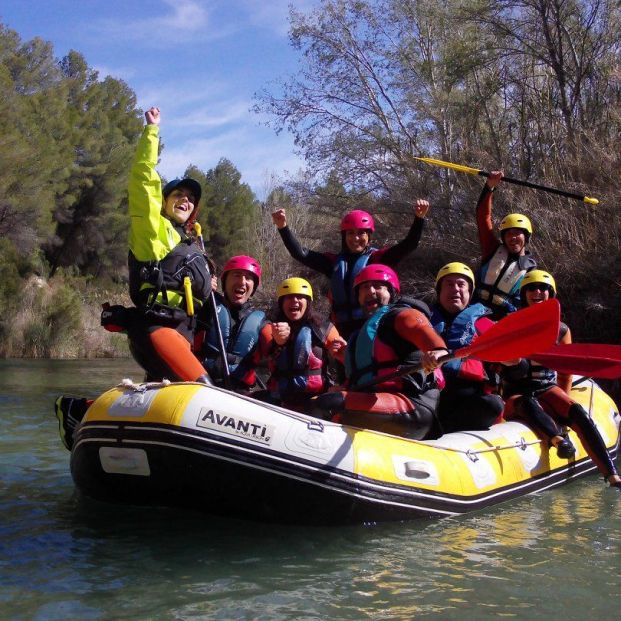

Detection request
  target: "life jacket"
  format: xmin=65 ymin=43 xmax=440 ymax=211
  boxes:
xmin=128 ymin=235 xmax=211 ymax=310
xmin=524 ymin=322 xmax=569 ymax=390
xmin=329 ymin=249 xmax=375 ymax=324
xmin=430 ymin=303 xmax=491 ymax=382
xmin=504 ymin=322 xmax=569 ymax=395
xmin=202 ymin=300 xmax=266 ymax=386
xmin=345 ymin=299 xmax=434 ymax=394
xmin=475 ymin=245 xmax=536 ymax=314
xmin=269 ymin=321 xmax=332 ymax=399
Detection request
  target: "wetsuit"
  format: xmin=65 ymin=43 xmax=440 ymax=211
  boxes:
xmin=473 ymin=186 xmax=536 ymax=318
xmin=430 ymin=303 xmax=503 ymax=433
xmin=126 ymin=124 xmax=210 ymax=382
xmin=277 ymin=217 xmax=424 ymax=338
xmin=311 ymin=299 xmax=446 ymax=440
xmin=503 ymin=322 xmax=619 ymax=479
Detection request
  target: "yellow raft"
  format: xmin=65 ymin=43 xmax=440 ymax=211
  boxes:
xmin=70 ymin=378 xmax=620 ymax=523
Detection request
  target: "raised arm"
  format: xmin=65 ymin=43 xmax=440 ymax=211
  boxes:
xmin=128 ymin=106 xmax=170 ymax=261
xmin=372 ymin=199 xmax=428 ymax=266
xmin=476 ymin=170 xmax=503 ymax=261
xmin=272 ymin=209 xmax=335 ymax=276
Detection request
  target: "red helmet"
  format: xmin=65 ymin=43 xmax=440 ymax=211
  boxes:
xmin=221 ymin=255 xmax=262 ymax=291
xmin=340 ymin=210 xmax=375 ymax=232
xmin=353 ymin=264 xmax=400 ymax=294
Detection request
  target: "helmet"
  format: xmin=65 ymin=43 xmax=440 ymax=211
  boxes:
xmin=340 ymin=210 xmax=375 ymax=233
xmin=162 ymin=178 xmax=202 ymax=228
xmin=353 ymin=264 xmax=400 ymax=294
xmin=435 ymin=262 xmax=475 ymax=290
xmin=520 ymin=270 xmax=556 ymax=297
xmin=221 ymin=255 xmax=262 ymax=292
xmin=499 ymin=213 xmax=532 ymax=237
xmin=163 ymin=178 xmax=202 ymax=203
xmin=277 ymin=277 xmax=313 ymax=300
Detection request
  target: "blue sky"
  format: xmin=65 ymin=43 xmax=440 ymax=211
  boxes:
xmin=1 ymin=0 xmax=318 ymax=197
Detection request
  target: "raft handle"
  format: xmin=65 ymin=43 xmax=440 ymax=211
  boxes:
xmin=307 ymin=419 xmax=325 ymax=432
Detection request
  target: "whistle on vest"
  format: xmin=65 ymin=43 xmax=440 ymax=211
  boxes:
xmin=183 ymin=276 xmax=195 ymax=316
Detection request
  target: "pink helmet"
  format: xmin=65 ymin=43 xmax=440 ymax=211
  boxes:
xmin=353 ymin=264 xmax=400 ymax=294
xmin=221 ymin=255 xmax=262 ymax=291
xmin=340 ymin=210 xmax=375 ymax=233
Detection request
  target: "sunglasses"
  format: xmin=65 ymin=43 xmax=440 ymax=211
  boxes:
xmin=524 ymin=283 xmax=551 ymax=293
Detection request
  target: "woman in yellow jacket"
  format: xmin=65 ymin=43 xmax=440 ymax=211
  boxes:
xmin=126 ymin=106 xmax=212 ymax=383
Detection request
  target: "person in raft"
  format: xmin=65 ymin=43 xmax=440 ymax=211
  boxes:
xmin=271 ymin=200 xmax=430 ymax=339
xmin=473 ymin=170 xmax=536 ymax=318
xmin=255 ymin=277 xmax=346 ymax=412
xmin=502 ymin=270 xmax=621 ymax=490
xmin=196 ymin=255 xmax=267 ymax=394
xmin=309 ymin=264 xmax=447 ymax=440
xmin=430 ymin=262 xmax=504 ymax=433
xmin=124 ymin=106 xmax=212 ymax=384
xmin=55 ymin=106 xmax=213 ymax=450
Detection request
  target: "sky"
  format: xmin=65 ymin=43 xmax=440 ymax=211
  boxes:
xmin=0 ymin=0 xmax=319 ymax=198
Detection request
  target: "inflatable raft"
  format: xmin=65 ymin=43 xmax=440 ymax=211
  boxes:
xmin=70 ymin=378 xmax=620 ymax=524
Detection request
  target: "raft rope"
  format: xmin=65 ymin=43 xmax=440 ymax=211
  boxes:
xmin=428 ymin=436 xmax=543 ymax=462
xmin=119 ymin=378 xmax=172 ymax=390
xmin=113 ymin=378 xmax=600 ymax=447
xmin=115 ymin=378 xmax=325 ymax=432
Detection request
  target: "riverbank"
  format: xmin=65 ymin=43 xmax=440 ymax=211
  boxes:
xmin=2 ymin=274 xmax=619 ymax=406
xmin=0 ymin=274 xmax=131 ymax=359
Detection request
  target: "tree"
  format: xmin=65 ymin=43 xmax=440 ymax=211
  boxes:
xmin=0 ymin=26 xmax=67 ymax=256
xmin=193 ymin=159 xmax=259 ymax=269
xmin=256 ymin=0 xmax=621 ymax=343
xmin=45 ymin=51 xmax=143 ymax=278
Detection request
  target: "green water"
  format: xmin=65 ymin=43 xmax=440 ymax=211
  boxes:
xmin=1 ymin=359 xmax=620 ymax=620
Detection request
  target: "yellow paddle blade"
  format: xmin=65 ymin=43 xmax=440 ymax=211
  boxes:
xmin=584 ymin=196 xmax=599 ymax=206
xmin=414 ymin=156 xmax=482 ymax=176
xmin=194 ymin=222 xmax=203 ymax=236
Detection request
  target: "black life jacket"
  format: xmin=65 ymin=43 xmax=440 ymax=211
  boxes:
xmin=128 ymin=236 xmax=211 ymax=309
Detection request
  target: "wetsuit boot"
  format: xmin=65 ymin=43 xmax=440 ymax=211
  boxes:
xmin=567 ymin=403 xmax=618 ymax=481
xmin=54 ymin=396 xmax=90 ymax=451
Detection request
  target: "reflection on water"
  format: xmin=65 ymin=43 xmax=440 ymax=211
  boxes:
xmin=1 ymin=359 xmax=620 ymax=620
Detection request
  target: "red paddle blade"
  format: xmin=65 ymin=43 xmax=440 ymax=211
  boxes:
xmin=454 ymin=298 xmax=560 ymax=362
xmin=531 ymin=343 xmax=621 ymax=379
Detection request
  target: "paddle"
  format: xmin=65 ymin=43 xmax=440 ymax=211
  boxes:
xmin=353 ymin=298 xmax=561 ymax=390
xmin=194 ymin=223 xmax=231 ymax=388
xmin=414 ymin=156 xmax=599 ymax=205
xmin=531 ymin=343 xmax=621 ymax=379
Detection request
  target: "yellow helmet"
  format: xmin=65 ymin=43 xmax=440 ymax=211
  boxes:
xmin=277 ymin=277 xmax=314 ymax=300
xmin=435 ymin=262 xmax=475 ymax=289
xmin=520 ymin=270 xmax=556 ymax=296
xmin=499 ymin=213 xmax=532 ymax=236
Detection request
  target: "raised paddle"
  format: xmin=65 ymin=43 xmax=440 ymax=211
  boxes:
xmin=530 ymin=343 xmax=621 ymax=379
xmin=414 ymin=156 xmax=599 ymax=205
xmin=353 ymin=298 xmax=561 ymax=390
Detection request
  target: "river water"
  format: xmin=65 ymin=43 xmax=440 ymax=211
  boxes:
xmin=1 ymin=359 xmax=620 ymax=620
